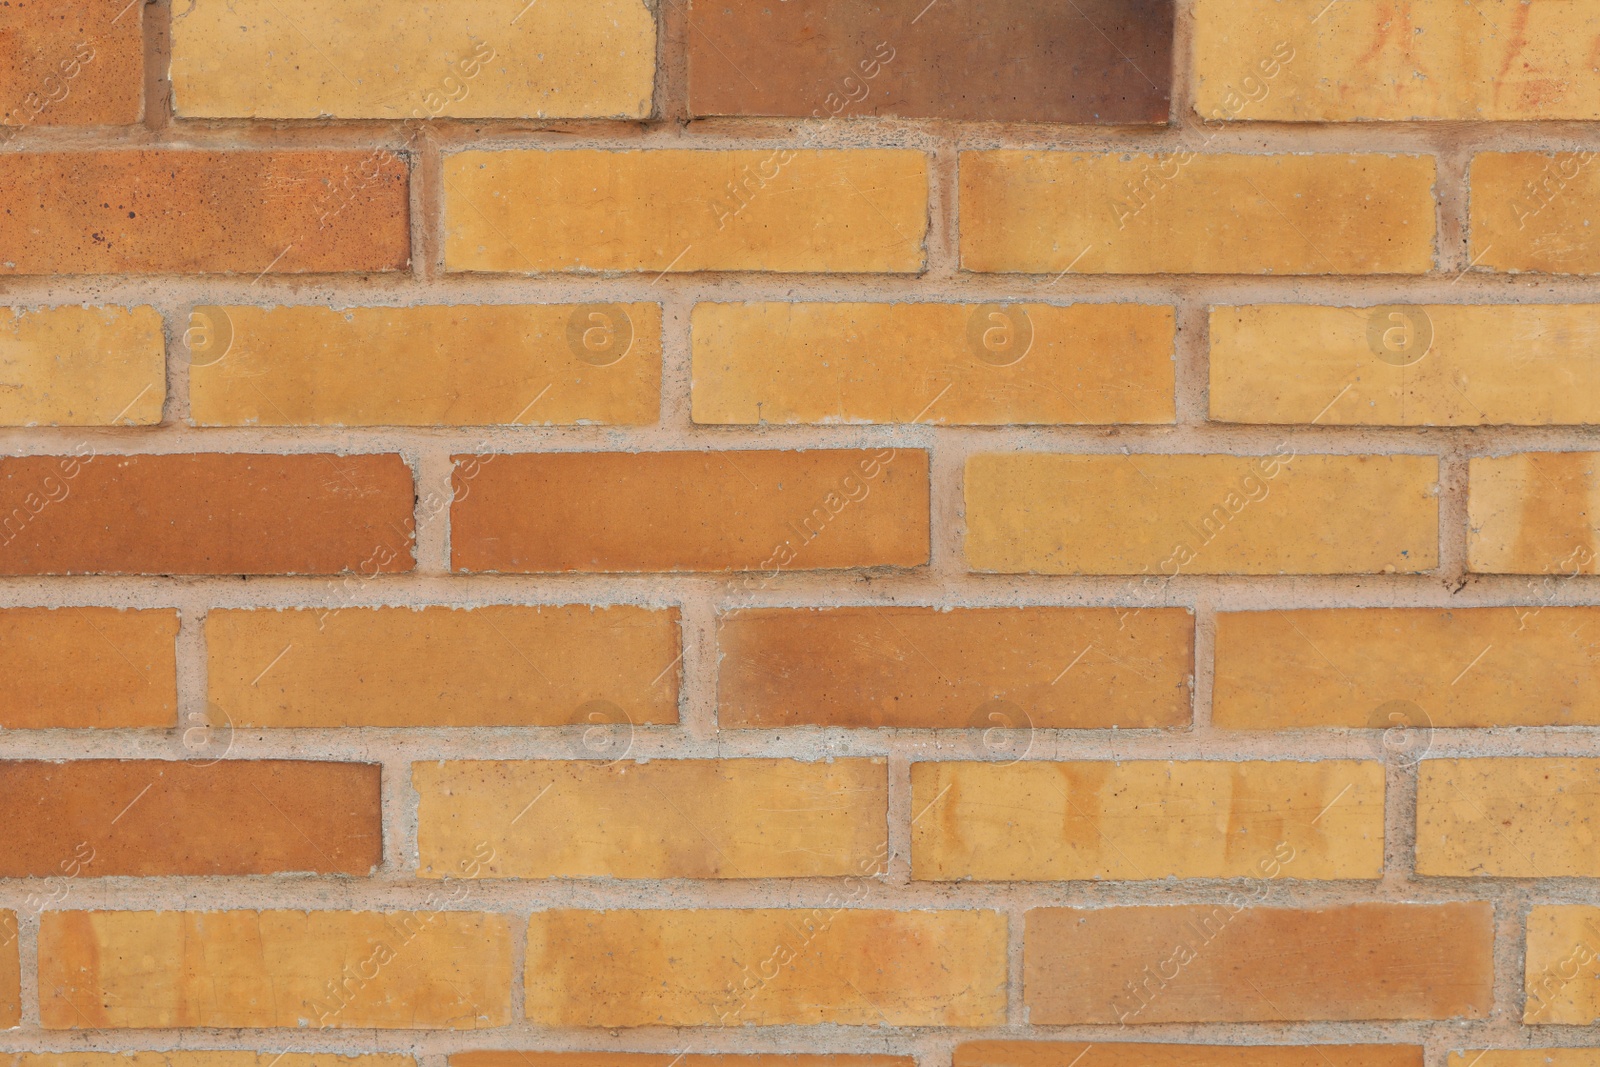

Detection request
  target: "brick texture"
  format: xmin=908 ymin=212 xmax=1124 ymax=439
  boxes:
xmin=1471 ymin=153 xmax=1600 ymax=274
xmin=955 ymin=1046 xmax=1422 ymax=1067
xmin=1417 ymin=758 xmax=1600 ymax=877
xmin=0 ymin=913 xmax=15 ymax=1029
xmin=0 ymin=607 xmax=176 ymax=728
xmin=1467 ymin=453 xmax=1600 ymax=574
xmin=0 ymin=306 xmax=164 ymax=425
xmin=0 ymin=1 xmax=143 ymax=126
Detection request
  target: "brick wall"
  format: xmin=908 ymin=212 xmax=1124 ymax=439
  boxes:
xmin=2 ymin=2 xmax=1600 ymax=1067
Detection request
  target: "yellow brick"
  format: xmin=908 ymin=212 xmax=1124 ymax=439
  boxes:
xmin=1452 ymin=1054 xmax=1600 ymax=1067
xmin=959 ymin=151 xmax=1436 ymax=275
xmin=170 ymin=0 xmax=654 ymax=118
xmin=207 ymin=606 xmax=680 ymax=728
xmin=1468 ymin=453 xmax=1600 ymax=574
xmin=525 ymin=909 xmax=1006 ymax=1027
xmin=1525 ymin=905 xmax=1600 ymax=1023
xmin=0 ymin=911 xmax=15 ymax=1028
xmin=1194 ymin=0 xmax=1600 ymax=121
xmin=911 ymin=760 xmax=1383 ymax=881
xmin=1419 ymin=759 xmax=1600 ymax=877
xmin=691 ymin=302 xmax=1174 ymax=425
xmin=1471 ymin=152 xmax=1600 ymax=274
xmin=38 ymin=910 xmax=513 ymax=1028
xmin=414 ymin=758 xmax=887 ymax=879
xmin=189 ymin=305 xmax=660 ymax=427
xmin=1215 ymin=607 xmax=1600 ymax=729
xmin=445 ymin=150 xmax=928 ymax=274
xmin=0 ymin=306 xmax=163 ymax=426
xmin=965 ymin=453 xmax=1439 ymax=575
xmin=1211 ymin=304 xmax=1600 ymax=426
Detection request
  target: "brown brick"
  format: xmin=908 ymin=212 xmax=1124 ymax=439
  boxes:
xmin=717 ymin=606 xmax=1192 ymax=730
xmin=1025 ymin=903 xmax=1493 ymax=1023
xmin=208 ymin=605 xmax=679 ymax=728
xmin=190 ymin=304 xmax=661 ymax=427
xmin=1214 ymin=607 xmax=1600 ymax=729
xmin=171 ymin=0 xmax=653 ymax=119
xmin=0 ymin=607 xmax=176 ymax=729
xmin=1471 ymin=152 xmax=1600 ymax=274
xmin=525 ymin=908 xmax=1006 ymax=1027
xmin=0 ymin=150 xmax=408 ymax=276
xmin=1468 ymin=453 xmax=1600 ymax=574
xmin=1194 ymin=1 xmax=1600 ymax=121
xmin=1210 ymin=304 xmax=1600 ymax=426
xmin=960 ymin=152 xmax=1436 ymax=275
xmin=0 ymin=1 xmax=143 ymax=127
xmin=415 ymin=759 xmax=886 ymax=879
xmin=0 ymin=452 xmax=414 ymax=575
xmin=444 ymin=150 xmax=926 ymax=274
xmin=452 ymin=450 xmax=928 ymax=574
xmin=0 ymin=912 xmax=15 ymax=1028
xmin=965 ymin=453 xmax=1439 ymax=575
xmin=39 ymin=910 xmax=513 ymax=1028
xmin=1525 ymin=905 xmax=1600 ymax=1023
xmin=0 ymin=760 xmax=380 ymax=876
xmin=955 ymin=1045 xmax=1423 ymax=1067
xmin=1418 ymin=758 xmax=1600 ymax=877
xmin=691 ymin=302 xmax=1175 ymax=425
xmin=459 ymin=1056 xmax=907 ymax=1067
xmin=686 ymin=0 xmax=1172 ymax=123
xmin=0 ymin=305 xmax=164 ymax=425
xmin=912 ymin=760 xmax=1383 ymax=881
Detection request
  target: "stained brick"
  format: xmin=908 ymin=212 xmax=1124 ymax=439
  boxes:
xmin=0 ymin=306 xmax=164 ymax=425
xmin=1467 ymin=453 xmax=1600 ymax=574
xmin=1418 ymin=758 xmax=1600 ymax=877
xmin=0 ymin=608 xmax=176 ymax=729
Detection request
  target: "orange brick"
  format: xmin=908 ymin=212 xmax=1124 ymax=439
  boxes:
xmin=459 ymin=1056 xmax=907 ymax=1067
xmin=1452 ymin=1056 xmax=1600 ymax=1067
xmin=208 ymin=605 xmax=679 ymax=728
xmin=444 ymin=149 xmax=927 ymax=274
xmin=0 ymin=760 xmax=380 ymax=876
xmin=0 ymin=911 xmax=15 ymax=1028
xmin=0 ymin=150 xmax=408 ymax=276
xmin=0 ymin=453 xmax=414 ymax=575
xmin=1215 ymin=607 xmax=1600 ymax=729
xmin=1468 ymin=453 xmax=1600 ymax=574
xmin=0 ymin=607 xmax=176 ymax=728
xmin=415 ymin=759 xmax=886 ymax=879
xmin=717 ymin=606 xmax=1192 ymax=730
xmin=1025 ymin=903 xmax=1493 ymax=1023
xmin=39 ymin=910 xmax=513 ymax=1028
xmin=1 ymin=1055 xmax=412 ymax=1067
xmin=1471 ymin=153 xmax=1600 ymax=274
xmin=189 ymin=304 xmax=661 ymax=427
xmin=0 ymin=1 xmax=143 ymax=127
xmin=0 ymin=306 xmax=164 ymax=425
xmin=525 ymin=909 xmax=1007 ymax=1027
xmin=452 ymin=450 xmax=928 ymax=573
xmin=955 ymin=1045 xmax=1422 ymax=1067
xmin=912 ymin=760 xmax=1383 ymax=881
xmin=691 ymin=302 xmax=1175 ymax=425
xmin=1525 ymin=905 xmax=1600 ymax=1023
xmin=1418 ymin=758 xmax=1600 ymax=877
xmin=960 ymin=152 xmax=1436 ymax=275
xmin=965 ymin=453 xmax=1439 ymax=575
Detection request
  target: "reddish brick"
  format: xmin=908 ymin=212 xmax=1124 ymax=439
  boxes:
xmin=0 ymin=608 xmax=176 ymax=728
xmin=0 ymin=1 xmax=143 ymax=127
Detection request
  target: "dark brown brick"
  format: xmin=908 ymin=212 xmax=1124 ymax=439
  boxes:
xmin=686 ymin=0 xmax=1173 ymax=124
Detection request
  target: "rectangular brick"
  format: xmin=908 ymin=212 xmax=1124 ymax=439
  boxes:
xmin=0 ymin=760 xmax=379 ymax=876
xmin=1451 ymin=1056 xmax=1600 ymax=1067
xmin=0 ymin=453 xmax=413 ymax=575
xmin=965 ymin=453 xmax=1439 ymax=575
xmin=1215 ymin=607 xmax=1600 ymax=729
xmin=0 ymin=306 xmax=164 ymax=426
xmin=0 ymin=912 xmax=15 ymax=1028
xmin=189 ymin=304 xmax=660 ymax=427
xmin=415 ymin=758 xmax=886 ymax=879
xmin=955 ymin=1045 xmax=1423 ymax=1067
xmin=1525 ymin=905 xmax=1600 ymax=1023
xmin=207 ymin=605 xmax=679 ymax=728
xmin=1 ymin=1055 xmax=413 ymax=1067
xmin=452 ymin=450 xmax=928 ymax=573
xmin=39 ymin=910 xmax=513 ymax=1028
xmin=1025 ymin=903 xmax=1493 ymax=1023
xmin=686 ymin=0 xmax=1172 ymax=123
xmin=459 ymin=1056 xmax=906 ymax=1067
xmin=0 ymin=607 xmax=176 ymax=728
xmin=444 ymin=150 xmax=927 ymax=274
xmin=912 ymin=760 xmax=1383 ymax=881
xmin=691 ymin=302 xmax=1175 ymax=425
xmin=0 ymin=150 xmax=408 ymax=276
xmin=171 ymin=0 xmax=653 ymax=118
xmin=1468 ymin=453 xmax=1600 ymax=574
xmin=1418 ymin=758 xmax=1600 ymax=877
xmin=0 ymin=1 xmax=142 ymax=127
xmin=960 ymin=152 xmax=1436 ymax=275
xmin=1471 ymin=152 xmax=1600 ymax=274
xmin=525 ymin=909 xmax=1006 ymax=1027
xmin=1194 ymin=0 xmax=1600 ymax=121
xmin=717 ymin=606 xmax=1193 ymax=730
xmin=1211 ymin=304 xmax=1600 ymax=426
